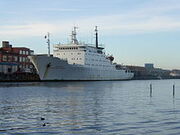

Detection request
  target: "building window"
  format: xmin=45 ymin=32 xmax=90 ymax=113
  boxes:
xmin=19 ymin=50 xmax=22 ymax=54
xmin=19 ymin=57 xmax=22 ymax=62
xmin=26 ymin=58 xmax=29 ymax=62
xmin=14 ymin=56 xmax=18 ymax=62
xmin=3 ymin=55 xmax=7 ymax=61
xmin=8 ymin=56 xmax=12 ymax=62
xmin=23 ymin=57 xmax=26 ymax=62
xmin=26 ymin=51 xmax=29 ymax=55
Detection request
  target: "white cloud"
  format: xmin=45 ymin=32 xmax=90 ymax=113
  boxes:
xmin=0 ymin=23 xmax=57 ymax=37
xmin=40 ymin=8 xmax=80 ymax=12
xmin=1 ymin=2 xmax=180 ymax=38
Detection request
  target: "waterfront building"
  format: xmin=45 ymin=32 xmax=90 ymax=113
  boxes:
xmin=0 ymin=41 xmax=34 ymax=74
xmin=145 ymin=63 xmax=154 ymax=70
xmin=170 ymin=69 xmax=180 ymax=77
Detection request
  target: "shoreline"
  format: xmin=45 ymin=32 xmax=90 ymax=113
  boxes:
xmin=0 ymin=78 xmax=179 ymax=83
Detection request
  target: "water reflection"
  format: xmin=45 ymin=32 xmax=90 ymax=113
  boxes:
xmin=1 ymin=80 xmax=180 ymax=134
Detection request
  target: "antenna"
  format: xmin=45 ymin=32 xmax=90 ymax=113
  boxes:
xmin=71 ymin=26 xmax=79 ymax=45
xmin=95 ymin=26 xmax=98 ymax=48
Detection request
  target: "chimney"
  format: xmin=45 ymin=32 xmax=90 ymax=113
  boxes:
xmin=2 ymin=41 xmax=10 ymax=48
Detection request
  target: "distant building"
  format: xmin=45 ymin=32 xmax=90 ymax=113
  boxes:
xmin=126 ymin=65 xmax=149 ymax=79
xmin=0 ymin=41 xmax=34 ymax=74
xmin=170 ymin=69 xmax=180 ymax=77
xmin=145 ymin=63 xmax=154 ymax=70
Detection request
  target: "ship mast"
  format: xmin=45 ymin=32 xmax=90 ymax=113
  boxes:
xmin=45 ymin=32 xmax=51 ymax=57
xmin=71 ymin=26 xmax=79 ymax=45
xmin=95 ymin=26 xmax=98 ymax=48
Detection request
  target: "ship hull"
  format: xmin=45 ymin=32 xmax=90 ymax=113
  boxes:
xmin=29 ymin=55 xmax=134 ymax=81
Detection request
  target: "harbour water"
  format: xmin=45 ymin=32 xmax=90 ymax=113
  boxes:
xmin=1 ymin=80 xmax=180 ymax=135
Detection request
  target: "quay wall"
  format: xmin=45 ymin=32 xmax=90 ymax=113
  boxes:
xmin=0 ymin=73 xmax=40 ymax=82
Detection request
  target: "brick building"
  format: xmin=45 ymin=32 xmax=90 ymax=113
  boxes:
xmin=0 ymin=41 xmax=34 ymax=74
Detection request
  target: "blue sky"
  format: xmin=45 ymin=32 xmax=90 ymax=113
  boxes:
xmin=0 ymin=0 xmax=180 ymax=69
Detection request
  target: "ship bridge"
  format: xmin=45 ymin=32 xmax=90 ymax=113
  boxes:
xmin=53 ymin=27 xmax=114 ymax=70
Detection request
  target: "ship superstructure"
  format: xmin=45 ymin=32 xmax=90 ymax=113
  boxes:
xmin=29 ymin=27 xmax=134 ymax=80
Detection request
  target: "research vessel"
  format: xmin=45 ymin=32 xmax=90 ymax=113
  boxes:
xmin=29 ymin=27 xmax=134 ymax=80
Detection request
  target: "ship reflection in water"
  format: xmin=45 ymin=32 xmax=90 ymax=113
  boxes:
xmin=0 ymin=80 xmax=180 ymax=134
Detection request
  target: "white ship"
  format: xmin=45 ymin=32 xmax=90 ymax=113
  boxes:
xmin=29 ymin=27 xmax=134 ymax=81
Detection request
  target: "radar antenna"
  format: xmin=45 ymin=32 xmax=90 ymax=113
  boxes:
xmin=71 ymin=26 xmax=79 ymax=45
xmin=95 ymin=26 xmax=98 ymax=48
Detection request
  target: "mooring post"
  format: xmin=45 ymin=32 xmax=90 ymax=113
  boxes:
xmin=150 ymin=83 xmax=152 ymax=97
xmin=173 ymin=84 xmax=175 ymax=98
